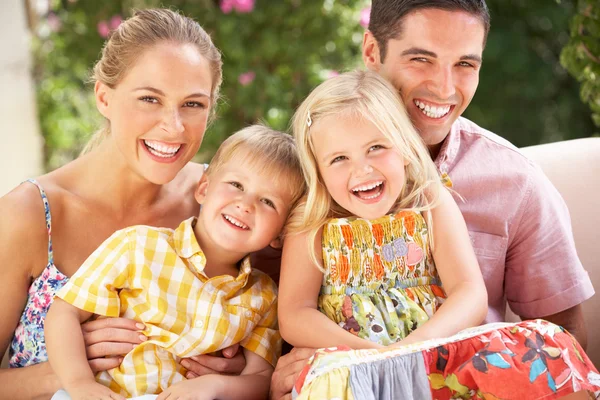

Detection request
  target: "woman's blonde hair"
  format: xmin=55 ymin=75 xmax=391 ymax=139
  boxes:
xmin=290 ymin=70 xmax=444 ymax=268
xmin=82 ymin=8 xmax=223 ymax=154
xmin=206 ymin=125 xmax=307 ymax=233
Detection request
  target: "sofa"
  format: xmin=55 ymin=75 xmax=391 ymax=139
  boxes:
xmin=2 ymin=138 xmax=599 ymax=370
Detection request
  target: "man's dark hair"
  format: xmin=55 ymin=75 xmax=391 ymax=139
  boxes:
xmin=369 ymin=0 xmax=491 ymax=62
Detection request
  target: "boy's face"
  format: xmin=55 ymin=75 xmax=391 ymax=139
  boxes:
xmin=363 ymin=9 xmax=484 ymax=155
xmin=195 ymin=158 xmax=294 ymax=256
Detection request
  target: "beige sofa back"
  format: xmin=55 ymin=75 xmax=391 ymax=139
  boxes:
xmin=519 ymin=137 xmax=600 ymax=367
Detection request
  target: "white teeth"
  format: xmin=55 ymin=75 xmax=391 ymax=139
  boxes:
xmin=223 ymin=215 xmax=249 ymax=230
xmin=144 ymin=140 xmax=181 ymax=156
xmin=352 ymin=181 xmax=383 ymax=192
xmin=414 ymin=100 xmax=451 ymax=119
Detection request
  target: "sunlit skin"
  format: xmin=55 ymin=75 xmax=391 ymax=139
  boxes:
xmin=194 ymin=159 xmax=294 ymax=273
xmin=96 ymin=41 xmax=213 ymax=185
xmin=363 ymin=9 xmax=485 ymax=158
xmin=311 ymin=114 xmax=409 ymax=220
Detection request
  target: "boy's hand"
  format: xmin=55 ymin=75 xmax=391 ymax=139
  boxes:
xmin=81 ymin=317 xmax=147 ymax=372
xmin=270 ymin=347 xmax=315 ymax=400
xmin=180 ymin=344 xmax=246 ymax=378
xmin=65 ymin=381 xmax=125 ymax=400
xmin=156 ymin=376 xmax=220 ymax=400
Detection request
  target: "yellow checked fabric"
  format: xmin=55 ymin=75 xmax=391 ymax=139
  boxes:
xmin=56 ymin=217 xmax=280 ymax=396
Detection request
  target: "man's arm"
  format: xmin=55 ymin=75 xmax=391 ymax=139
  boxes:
xmin=537 ymin=304 xmax=587 ymax=350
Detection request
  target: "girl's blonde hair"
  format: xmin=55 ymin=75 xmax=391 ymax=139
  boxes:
xmin=290 ymin=70 xmax=444 ymax=268
xmin=82 ymin=8 xmax=223 ymax=154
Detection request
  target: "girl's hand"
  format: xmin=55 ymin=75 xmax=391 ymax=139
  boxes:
xmin=81 ymin=317 xmax=147 ymax=373
xmin=180 ymin=344 xmax=246 ymax=379
xmin=65 ymin=381 xmax=125 ymax=400
xmin=156 ymin=376 xmax=219 ymax=400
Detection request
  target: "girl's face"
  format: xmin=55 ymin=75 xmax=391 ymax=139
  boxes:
xmin=310 ymin=114 xmax=408 ymax=220
xmin=96 ymin=42 xmax=213 ymax=185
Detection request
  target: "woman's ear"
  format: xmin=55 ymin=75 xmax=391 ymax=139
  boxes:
xmin=194 ymin=174 xmax=210 ymax=204
xmin=95 ymin=81 xmax=111 ymax=119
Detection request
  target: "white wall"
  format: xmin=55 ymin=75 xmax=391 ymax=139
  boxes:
xmin=0 ymin=0 xmax=43 ymax=197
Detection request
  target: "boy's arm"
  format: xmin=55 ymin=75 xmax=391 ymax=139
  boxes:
xmin=45 ymin=298 xmax=96 ymax=387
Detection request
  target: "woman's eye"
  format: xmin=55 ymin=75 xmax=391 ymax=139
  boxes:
xmin=331 ymin=155 xmax=347 ymax=164
xmin=140 ymin=96 xmax=158 ymax=104
xmin=261 ymin=198 xmax=276 ymax=209
xmin=184 ymin=101 xmax=206 ymax=108
xmin=229 ymin=182 xmax=243 ymax=190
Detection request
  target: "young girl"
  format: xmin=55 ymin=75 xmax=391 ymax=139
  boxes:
xmin=278 ymin=71 xmax=600 ymax=399
xmin=279 ymin=70 xmax=487 ymax=350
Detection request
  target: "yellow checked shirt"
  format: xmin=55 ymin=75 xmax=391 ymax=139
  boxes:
xmin=56 ymin=217 xmax=280 ymax=396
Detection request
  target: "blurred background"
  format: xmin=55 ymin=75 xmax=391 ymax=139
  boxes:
xmin=1 ymin=0 xmax=598 ymax=195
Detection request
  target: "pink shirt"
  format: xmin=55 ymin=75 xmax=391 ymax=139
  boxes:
xmin=436 ymin=117 xmax=594 ymax=323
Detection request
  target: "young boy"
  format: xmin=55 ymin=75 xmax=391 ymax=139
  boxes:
xmin=45 ymin=126 xmax=306 ymax=400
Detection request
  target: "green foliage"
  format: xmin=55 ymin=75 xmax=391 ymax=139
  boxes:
xmin=560 ymin=0 xmax=600 ymax=127
xmin=35 ymin=0 xmax=367 ymax=170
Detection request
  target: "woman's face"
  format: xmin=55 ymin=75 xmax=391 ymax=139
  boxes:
xmin=96 ymin=42 xmax=213 ymax=185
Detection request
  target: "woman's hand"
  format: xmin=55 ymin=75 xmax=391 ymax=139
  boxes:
xmin=179 ymin=344 xmax=246 ymax=379
xmin=81 ymin=317 xmax=146 ymax=373
xmin=156 ymin=375 xmax=219 ymax=400
xmin=269 ymin=347 xmax=316 ymax=400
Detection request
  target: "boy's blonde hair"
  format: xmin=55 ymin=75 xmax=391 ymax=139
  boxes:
xmin=206 ymin=125 xmax=306 ymax=229
xmin=290 ymin=70 xmax=444 ymax=267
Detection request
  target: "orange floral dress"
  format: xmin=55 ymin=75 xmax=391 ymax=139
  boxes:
xmin=319 ymin=210 xmax=446 ymax=345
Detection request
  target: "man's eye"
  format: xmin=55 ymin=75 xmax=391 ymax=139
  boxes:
xmin=458 ymin=61 xmax=474 ymax=68
xmin=411 ymin=57 xmax=429 ymax=63
xmin=140 ymin=96 xmax=159 ymax=104
xmin=229 ymin=182 xmax=243 ymax=190
xmin=331 ymin=156 xmax=347 ymax=164
xmin=261 ymin=198 xmax=276 ymax=209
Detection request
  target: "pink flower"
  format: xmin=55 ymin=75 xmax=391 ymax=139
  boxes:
xmin=47 ymin=12 xmax=62 ymax=32
xmin=97 ymin=20 xmax=110 ymax=38
xmin=220 ymin=0 xmax=234 ymax=13
xmin=220 ymin=0 xmax=255 ymax=14
xmin=109 ymin=15 xmax=122 ymax=30
xmin=238 ymin=71 xmax=256 ymax=86
xmin=360 ymin=7 xmax=371 ymax=28
xmin=235 ymin=0 xmax=255 ymax=13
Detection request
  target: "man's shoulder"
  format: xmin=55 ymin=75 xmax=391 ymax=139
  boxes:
xmin=454 ymin=117 xmax=538 ymax=171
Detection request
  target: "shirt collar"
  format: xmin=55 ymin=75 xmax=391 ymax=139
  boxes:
xmin=433 ymin=117 xmax=462 ymax=175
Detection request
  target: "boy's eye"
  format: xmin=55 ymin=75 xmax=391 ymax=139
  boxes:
xmin=140 ymin=96 xmax=159 ymax=104
xmin=331 ymin=155 xmax=347 ymax=164
xmin=229 ymin=182 xmax=243 ymax=190
xmin=261 ymin=198 xmax=276 ymax=209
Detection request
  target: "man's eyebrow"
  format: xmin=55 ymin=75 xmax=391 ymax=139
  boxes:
xmin=460 ymin=54 xmax=483 ymax=63
xmin=400 ymin=47 xmax=437 ymax=58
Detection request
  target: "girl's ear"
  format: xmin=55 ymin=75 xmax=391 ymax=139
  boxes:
xmin=269 ymin=236 xmax=283 ymax=249
xmin=194 ymin=174 xmax=210 ymax=204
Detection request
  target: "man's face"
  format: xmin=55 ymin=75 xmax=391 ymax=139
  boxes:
xmin=363 ymin=9 xmax=485 ymax=154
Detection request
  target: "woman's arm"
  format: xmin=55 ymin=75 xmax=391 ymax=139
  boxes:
xmin=394 ymin=189 xmax=488 ymax=346
xmin=0 ymin=188 xmax=64 ymax=399
xmin=278 ymin=230 xmax=381 ymax=350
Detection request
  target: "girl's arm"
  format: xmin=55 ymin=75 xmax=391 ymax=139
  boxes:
xmin=278 ymin=230 xmax=382 ymax=350
xmin=157 ymin=349 xmax=273 ymax=400
xmin=395 ymin=189 xmax=488 ymax=346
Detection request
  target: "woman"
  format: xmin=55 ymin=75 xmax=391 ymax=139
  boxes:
xmin=0 ymin=9 xmax=245 ymax=398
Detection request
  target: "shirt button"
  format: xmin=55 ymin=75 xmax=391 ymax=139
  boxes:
xmin=244 ymin=310 xmax=253 ymax=319
xmin=195 ymin=320 xmax=204 ymax=328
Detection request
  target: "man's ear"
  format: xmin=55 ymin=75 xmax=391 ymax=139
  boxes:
xmin=362 ymin=31 xmax=382 ymax=72
xmin=95 ymin=81 xmax=112 ymax=119
xmin=194 ymin=173 xmax=210 ymax=205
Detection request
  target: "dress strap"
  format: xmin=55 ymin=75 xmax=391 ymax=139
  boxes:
xmin=24 ymin=179 xmax=54 ymax=265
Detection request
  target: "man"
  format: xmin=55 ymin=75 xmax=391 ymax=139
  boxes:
xmin=270 ymin=1 xmax=594 ymax=398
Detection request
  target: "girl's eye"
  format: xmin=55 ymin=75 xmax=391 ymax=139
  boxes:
xmin=331 ymin=155 xmax=347 ymax=164
xmin=229 ymin=182 xmax=243 ymax=190
xmin=261 ymin=198 xmax=276 ymax=209
xmin=369 ymin=145 xmax=385 ymax=152
xmin=184 ymin=101 xmax=207 ymax=108
xmin=140 ymin=96 xmax=159 ymax=104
